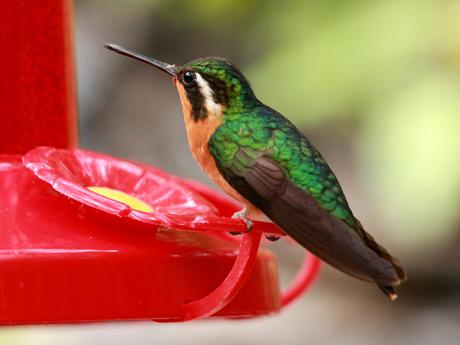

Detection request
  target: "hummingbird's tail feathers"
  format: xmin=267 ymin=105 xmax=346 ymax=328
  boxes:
xmin=275 ymin=207 xmax=401 ymax=287
xmin=353 ymin=218 xmax=407 ymax=284
xmin=378 ymin=284 xmax=398 ymax=301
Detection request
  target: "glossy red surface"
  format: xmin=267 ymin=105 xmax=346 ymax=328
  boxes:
xmin=23 ymin=147 xmax=284 ymax=235
xmin=0 ymin=0 xmax=77 ymax=154
xmin=0 ymin=154 xmax=281 ymax=323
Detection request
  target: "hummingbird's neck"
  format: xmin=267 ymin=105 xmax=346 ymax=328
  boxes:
xmin=222 ymin=95 xmax=260 ymax=118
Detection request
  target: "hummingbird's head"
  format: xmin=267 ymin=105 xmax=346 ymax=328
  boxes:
xmin=104 ymin=44 xmax=256 ymax=122
xmin=177 ymin=57 xmax=256 ymax=121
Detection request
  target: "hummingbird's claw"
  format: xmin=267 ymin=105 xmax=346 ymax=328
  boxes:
xmin=231 ymin=207 xmax=254 ymax=233
xmin=265 ymin=235 xmax=280 ymax=241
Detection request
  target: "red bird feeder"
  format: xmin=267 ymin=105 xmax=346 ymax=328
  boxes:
xmin=0 ymin=0 xmax=320 ymax=324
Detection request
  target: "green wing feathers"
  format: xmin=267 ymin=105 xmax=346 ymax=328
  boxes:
xmin=209 ymin=107 xmax=356 ymax=228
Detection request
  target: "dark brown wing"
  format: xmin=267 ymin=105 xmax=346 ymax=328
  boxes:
xmin=216 ymin=154 xmax=405 ymax=290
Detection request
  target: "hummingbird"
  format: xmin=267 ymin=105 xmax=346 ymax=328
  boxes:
xmin=104 ymin=43 xmax=406 ymax=300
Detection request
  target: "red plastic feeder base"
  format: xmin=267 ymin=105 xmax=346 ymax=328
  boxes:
xmin=0 ymin=148 xmax=319 ymax=324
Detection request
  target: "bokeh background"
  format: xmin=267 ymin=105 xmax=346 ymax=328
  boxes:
xmin=2 ymin=0 xmax=460 ymax=343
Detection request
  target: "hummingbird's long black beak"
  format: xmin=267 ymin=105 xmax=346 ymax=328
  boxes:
xmin=104 ymin=43 xmax=177 ymax=76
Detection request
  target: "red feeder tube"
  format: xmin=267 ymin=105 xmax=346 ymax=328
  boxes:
xmin=0 ymin=0 xmax=77 ymax=154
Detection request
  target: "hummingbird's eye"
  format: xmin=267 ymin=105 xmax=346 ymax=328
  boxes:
xmin=182 ymin=71 xmax=196 ymax=86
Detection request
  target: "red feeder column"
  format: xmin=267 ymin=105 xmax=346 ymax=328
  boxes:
xmin=0 ymin=0 xmax=77 ymax=154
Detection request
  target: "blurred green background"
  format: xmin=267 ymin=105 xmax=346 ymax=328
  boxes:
xmin=3 ymin=0 xmax=460 ymax=344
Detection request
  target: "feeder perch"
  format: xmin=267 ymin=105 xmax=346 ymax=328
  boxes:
xmin=0 ymin=0 xmax=320 ymax=324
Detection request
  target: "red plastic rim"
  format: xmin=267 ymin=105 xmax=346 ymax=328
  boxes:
xmin=23 ymin=147 xmax=284 ymax=235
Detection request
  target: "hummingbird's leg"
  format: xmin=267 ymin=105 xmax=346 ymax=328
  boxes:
xmin=230 ymin=207 xmax=254 ymax=234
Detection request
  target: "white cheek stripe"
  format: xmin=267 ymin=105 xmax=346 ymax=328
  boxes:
xmin=195 ymin=73 xmax=223 ymax=116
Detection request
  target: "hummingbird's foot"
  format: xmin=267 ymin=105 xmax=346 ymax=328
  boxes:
xmin=230 ymin=207 xmax=254 ymax=234
xmin=265 ymin=235 xmax=281 ymax=241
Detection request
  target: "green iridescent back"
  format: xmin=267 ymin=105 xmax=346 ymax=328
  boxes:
xmin=209 ymin=105 xmax=357 ymax=229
